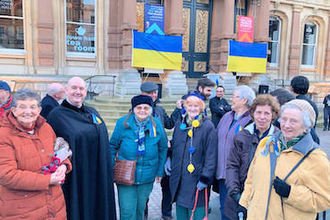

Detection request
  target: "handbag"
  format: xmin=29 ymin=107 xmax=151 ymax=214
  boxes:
xmin=113 ymin=151 xmax=137 ymax=186
xmin=190 ymin=188 xmax=208 ymax=220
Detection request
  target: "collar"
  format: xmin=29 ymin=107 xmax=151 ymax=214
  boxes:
xmin=62 ymin=99 xmax=86 ymax=113
xmin=245 ymin=122 xmax=275 ymax=137
xmin=125 ymin=114 xmax=153 ymax=132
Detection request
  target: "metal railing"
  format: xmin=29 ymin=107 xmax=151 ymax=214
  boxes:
xmin=316 ymin=211 xmax=327 ymax=220
xmin=84 ymin=75 xmax=117 ymax=100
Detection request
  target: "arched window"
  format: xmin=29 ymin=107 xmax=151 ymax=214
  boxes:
xmin=268 ymin=16 xmax=281 ymax=66
xmin=0 ymin=0 xmax=24 ymax=53
xmin=65 ymin=0 xmax=96 ymax=57
xmin=301 ymin=22 xmax=318 ymax=67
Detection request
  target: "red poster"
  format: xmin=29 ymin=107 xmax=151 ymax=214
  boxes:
xmin=238 ymin=16 xmax=254 ymax=43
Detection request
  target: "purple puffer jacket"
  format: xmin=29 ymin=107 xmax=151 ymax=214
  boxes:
xmin=215 ymin=110 xmax=252 ymax=180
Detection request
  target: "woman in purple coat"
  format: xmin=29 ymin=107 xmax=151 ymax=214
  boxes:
xmin=215 ymin=85 xmax=255 ymax=220
xmin=225 ymin=94 xmax=280 ymax=220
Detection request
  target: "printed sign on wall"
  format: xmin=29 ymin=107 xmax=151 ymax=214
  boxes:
xmin=144 ymin=4 xmax=164 ymax=35
xmin=237 ymin=16 xmax=254 ymax=43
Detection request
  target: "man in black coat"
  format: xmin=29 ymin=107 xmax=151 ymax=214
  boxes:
xmin=40 ymin=83 xmax=65 ymax=119
xmin=323 ymin=90 xmax=330 ymax=131
xmin=290 ymin=75 xmax=320 ymax=143
xmin=209 ymin=86 xmax=231 ymax=128
xmin=47 ymin=77 xmax=116 ymax=220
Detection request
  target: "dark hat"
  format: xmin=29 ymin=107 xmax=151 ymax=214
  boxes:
xmin=131 ymin=95 xmax=153 ymax=109
xmin=140 ymin=81 xmax=158 ymax=93
xmin=0 ymin=81 xmax=11 ymax=93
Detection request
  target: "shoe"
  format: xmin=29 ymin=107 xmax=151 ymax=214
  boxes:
xmin=162 ymin=215 xmax=173 ymax=220
xmin=324 ymin=127 xmax=327 ymax=131
xmin=328 ymin=127 xmax=330 ymax=131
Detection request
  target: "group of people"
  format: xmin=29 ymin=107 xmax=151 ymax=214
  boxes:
xmin=0 ymin=75 xmax=330 ymax=220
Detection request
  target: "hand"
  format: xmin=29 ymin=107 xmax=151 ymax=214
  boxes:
xmin=56 ymin=164 xmax=67 ymax=176
xmin=196 ymin=181 xmax=207 ymax=191
xmin=273 ymin=176 xmax=291 ymax=198
xmin=237 ymin=205 xmax=247 ymax=220
xmin=229 ymin=190 xmax=241 ymax=203
xmin=176 ymin=99 xmax=183 ymax=109
xmin=49 ymin=171 xmax=65 ymax=185
xmin=164 ymin=157 xmax=171 ymax=176
xmin=155 ymin=176 xmax=162 ymax=183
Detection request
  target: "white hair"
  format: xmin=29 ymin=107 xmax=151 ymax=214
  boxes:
xmin=235 ymin=85 xmax=256 ymax=107
xmin=279 ymin=104 xmax=312 ymax=129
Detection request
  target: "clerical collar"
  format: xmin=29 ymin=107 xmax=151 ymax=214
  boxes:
xmin=62 ymin=99 xmax=85 ymax=113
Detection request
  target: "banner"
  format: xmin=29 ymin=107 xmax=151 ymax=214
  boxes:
xmin=132 ymin=30 xmax=182 ymax=70
xmin=237 ymin=16 xmax=254 ymax=43
xmin=227 ymin=40 xmax=267 ymax=73
xmin=144 ymin=4 xmax=164 ymax=35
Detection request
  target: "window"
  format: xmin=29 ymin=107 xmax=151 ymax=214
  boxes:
xmin=268 ymin=17 xmax=281 ymax=66
xmin=234 ymin=0 xmax=248 ymax=33
xmin=301 ymin=23 xmax=318 ymax=67
xmin=66 ymin=0 xmax=96 ymax=57
xmin=0 ymin=0 xmax=24 ymax=51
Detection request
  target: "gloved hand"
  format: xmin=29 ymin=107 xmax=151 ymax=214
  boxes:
xmin=229 ymin=190 xmax=241 ymax=203
xmin=237 ymin=204 xmax=247 ymax=220
xmin=164 ymin=157 xmax=171 ymax=176
xmin=273 ymin=176 xmax=291 ymax=198
xmin=55 ymin=147 xmax=72 ymax=162
xmin=196 ymin=181 xmax=207 ymax=191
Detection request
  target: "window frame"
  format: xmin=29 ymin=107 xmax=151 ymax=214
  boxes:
xmin=65 ymin=0 xmax=97 ymax=58
xmin=301 ymin=22 xmax=318 ymax=68
xmin=0 ymin=0 xmax=26 ymax=55
xmin=268 ymin=16 xmax=281 ymax=67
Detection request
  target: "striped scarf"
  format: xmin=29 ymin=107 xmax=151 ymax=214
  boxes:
xmin=134 ymin=115 xmax=150 ymax=155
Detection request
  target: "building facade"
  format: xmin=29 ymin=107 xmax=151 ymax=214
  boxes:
xmin=0 ymin=0 xmax=329 ymax=100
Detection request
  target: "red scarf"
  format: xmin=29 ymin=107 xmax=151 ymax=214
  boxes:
xmin=0 ymin=96 xmax=12 ymax=118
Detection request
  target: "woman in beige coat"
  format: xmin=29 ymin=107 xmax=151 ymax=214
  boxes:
xmin=239 ymin=99 xmax=330 ymax=220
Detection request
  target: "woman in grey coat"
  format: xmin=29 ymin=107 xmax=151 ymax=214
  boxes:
xmin=169 ymin=94 xmax=217 ymax=220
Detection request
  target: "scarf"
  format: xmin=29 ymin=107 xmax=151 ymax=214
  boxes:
xmin=185 ymin=113 xmax=203 ymax=127
xmin=278 ymin=132 xmax=307 ymax=152
xmin=134 ymin=115 xmax=150 ymax=155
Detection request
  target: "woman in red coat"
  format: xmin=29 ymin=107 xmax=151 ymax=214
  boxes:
xmin=0 ymin=88 xmax=72 ymax=220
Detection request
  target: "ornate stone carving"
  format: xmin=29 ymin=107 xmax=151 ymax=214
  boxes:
xmin=136 ymin=2 xmax=144 ymax=32
xmin=182 ymin=58 xmax=189 ymax=72
xmin=194 ymin=61 xmax=206 ymax=72
xmin=182 ymin=8 xmax=190 ymax=52
xmin=197 ymin=0 xmax=209 ymax=4
xmin=195 ymin=9 xmax=209 ymax=53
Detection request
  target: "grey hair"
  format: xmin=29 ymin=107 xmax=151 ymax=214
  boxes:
xmin=47 ymin=83 xmax=63 ymax=95
xmin=12 ymin=88 xmax=41 ymax=107
xmin=235 ymin=85 xmax=256 ymax=107
xmin=279 ymin=104 xmax=312 ymax=129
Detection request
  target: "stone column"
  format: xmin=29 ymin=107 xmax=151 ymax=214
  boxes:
xmin=209 ymin=0 xmax=222 ymax=73
xmin=35 ymin=0 xmax=55 ymax=74
xmin=108 ymin=0 xmax=121 ymax=71
xmin=162 ymin=0 xmax=187 ymax=97
xmin=287 ymin=6 xmax=302 ymax=77
xmin=218 ymin=0 xmax=236 ymax=73
xmin=324 ymin=12 xmax=330 ymax=79
xmin=254 ymin=0 xmax=270 ymax=43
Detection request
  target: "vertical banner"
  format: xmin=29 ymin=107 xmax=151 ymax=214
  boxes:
xmin=144 ymin=4 xmax=164 ymax=35
xmin=237 ymin=16 xmax=254 ymax=43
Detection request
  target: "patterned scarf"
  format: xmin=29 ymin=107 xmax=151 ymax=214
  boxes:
xmin=134 ymin=115 xmax=150 ymax=155
xmin=279 ymin=132 xmax=307 ymax=152
xmin=185 ymin=113 xmax=203 ymax=127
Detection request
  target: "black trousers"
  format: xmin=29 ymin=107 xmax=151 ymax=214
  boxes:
xmin=161 ymin=175 xmax=172 ymax=217
xmin=324 ymin=107 xmax=330 ymax=129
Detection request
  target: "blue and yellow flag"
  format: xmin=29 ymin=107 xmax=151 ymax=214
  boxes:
xmin=227 ymin=40 xmax=267 ymax=73
xmin=132 ymin=30 xmax=182 ymax=70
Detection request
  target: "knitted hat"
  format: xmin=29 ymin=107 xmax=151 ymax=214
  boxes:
xmin=0 ymin=81 xmax=11 ymax=93
xmin=285 ymin=99 xmax=316 ymax=128
xmin=131 ymin=95 xmax=153 ymax=109
xmin=140 ymin=81 xmax=158 ymax=93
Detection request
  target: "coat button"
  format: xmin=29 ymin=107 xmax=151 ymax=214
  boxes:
xmin=49 ymin=191 xmax=52 ymax=195
xmin=52 ymin=214 xmax=56 ymax=218
xmin=41 ymin=149 xmax=45 ymax=152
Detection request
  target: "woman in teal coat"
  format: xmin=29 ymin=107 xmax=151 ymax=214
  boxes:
xmin=110 ymin=95 xmax=168 ymax=220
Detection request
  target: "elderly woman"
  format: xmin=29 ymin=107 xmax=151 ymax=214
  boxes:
xmin=215 ymin=85 xmax=255 ymax=220
xmin=170 ymin=94 xmax=217 ymax=220
xmin=225 ymin=94 xmax=280 ymax=220
xmin=0 ymin=88 xmax=71 ymax=219
xmin=239 ymin=99 xmax=330 ymax=220
xmin=109 ymin=94 xmax=168 ymax=220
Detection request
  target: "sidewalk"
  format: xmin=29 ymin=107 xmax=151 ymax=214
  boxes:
xmin=115 ymin=127 xmax=330 ymax=220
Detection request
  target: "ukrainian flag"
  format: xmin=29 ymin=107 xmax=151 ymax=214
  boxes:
xmin=132 ymin=30 xmax=182 ymax=70
xmin=227 ymin=40 xmax=267 ymax=73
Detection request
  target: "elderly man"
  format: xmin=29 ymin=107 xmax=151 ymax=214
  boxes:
xmin=47 ymin=77 xmax=116 ymax=220
xmin=40 ymin=83 xmax=65 ymax=119
xmin=209 ymin=86 xmax=231 ymax=128
xmin=0 ymin=81 xmax=12 ymax=118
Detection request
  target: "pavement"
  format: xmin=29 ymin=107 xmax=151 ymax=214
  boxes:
xmin=114 ymin=127 xmax=330 ymax=220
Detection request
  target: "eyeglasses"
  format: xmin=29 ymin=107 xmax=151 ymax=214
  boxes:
xmin=232 ymin=96 xmax=241 ymax=99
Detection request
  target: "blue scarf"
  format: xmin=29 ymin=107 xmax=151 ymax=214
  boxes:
xmin=134 ymin=115 xmax=150 ymax=155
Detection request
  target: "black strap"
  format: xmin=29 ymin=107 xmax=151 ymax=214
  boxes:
xmin=283 ymin=147 xmax=316 ymax=181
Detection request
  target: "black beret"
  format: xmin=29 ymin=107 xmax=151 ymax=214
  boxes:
xmin=131 ymin=95 xmax=153 ymax=109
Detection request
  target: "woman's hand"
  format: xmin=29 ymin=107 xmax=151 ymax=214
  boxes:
xmin=49 ymin=165 xmax=67 ymax=185
xmin=155 ymin=176 xmax=162 ymax=183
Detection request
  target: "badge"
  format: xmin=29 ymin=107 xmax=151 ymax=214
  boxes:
xmin=192 ymin=120 xmax=200 ymax=128
xmin=187 ymin=163 xmax=195 ymax=173
xmin=188 ymin=129 xmax=193 ymax=137
xmin=189 ymin=146 xmax=195 ymax=154
xmin=180 ymin=123 xmax=187 ymax=130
